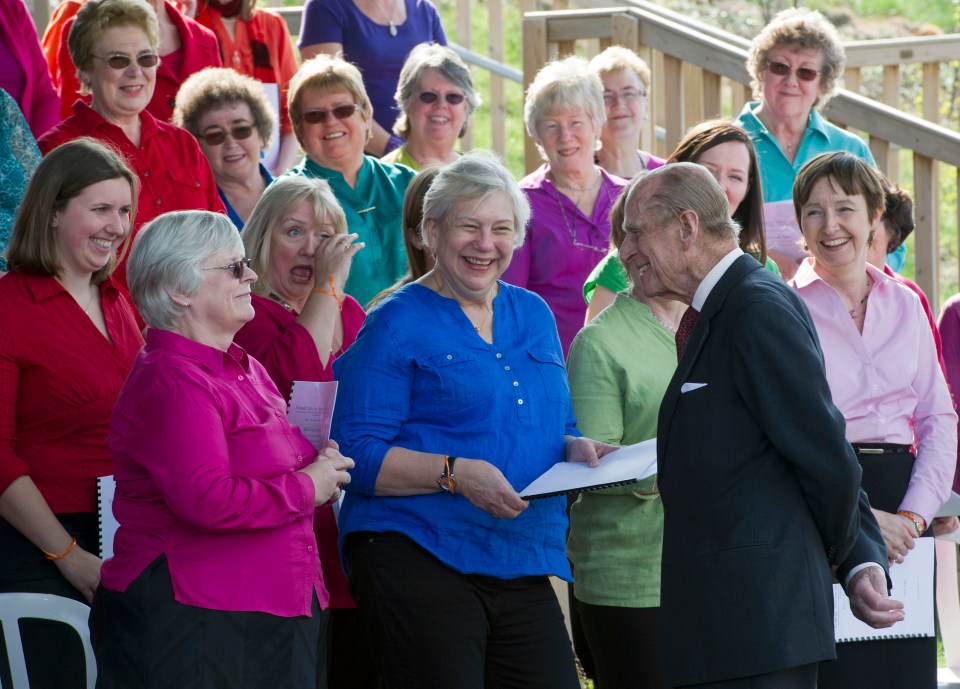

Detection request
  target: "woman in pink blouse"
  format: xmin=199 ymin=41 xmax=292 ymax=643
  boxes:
xmin=235 ymin=175 xmax=372 ymax=687
xmin=94 ymin=210 xmax=353 ymax=688
xmin=790 ymin=152 xmax=956 ymax=689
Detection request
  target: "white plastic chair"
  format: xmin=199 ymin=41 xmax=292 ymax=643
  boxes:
xmin=0 ymin=593 xmax=96 ymax=689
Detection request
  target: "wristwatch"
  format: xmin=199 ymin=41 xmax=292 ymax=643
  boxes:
xmin=437 ymin=455 xmax=458 ymax=493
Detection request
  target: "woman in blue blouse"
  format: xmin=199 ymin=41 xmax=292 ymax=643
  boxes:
xmin=332 ymin=152 xmax=614 ymax=689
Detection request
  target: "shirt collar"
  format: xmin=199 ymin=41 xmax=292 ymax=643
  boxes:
xmin=692 ymin=247 xmax=744 ymax=311
xmin=792 ymin=257 xmax=893 ymax=292
xmin=70 ymin=100 xmax=158 ymax=139
xmin=19 ymin=272 xmax=120 ymax=303
xmin=146 ymin=327 xmax=249 ymax=375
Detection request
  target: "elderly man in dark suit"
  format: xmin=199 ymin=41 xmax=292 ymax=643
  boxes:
xmin=620 ymin=162 xmax=904 ymax=689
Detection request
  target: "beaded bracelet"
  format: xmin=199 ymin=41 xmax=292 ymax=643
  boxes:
xmin=312 ymin=275 xmax=343 ymax=310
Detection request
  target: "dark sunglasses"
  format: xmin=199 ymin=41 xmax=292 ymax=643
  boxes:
xmin=203 ymin=258 xmax=252 ymax=279
xmin=198 ymin=125 xmax=255 ymax=146
xmin=302 ymin=104 xmax=360 ymax=125
xmin=95 ymin=53 xmax=160 ymax=70
xmin=417 ymin=91 xmax=465 ymax=105
xmin=766 ymin=61 xmax=820 ymax=82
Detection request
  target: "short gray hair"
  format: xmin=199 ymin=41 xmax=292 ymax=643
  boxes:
xmin=393 ymin=44 xmax=481 ymax=140
xmin=627 ymin=162 xmax=740 ymax=242
xmin=128 ymin=211 xmax=242 ymax=330
xmin=524 ymin=56 xmax=606 ymax=157
xmin=242 ymin=176 xmax=348 ymax=299
xmin=421 ymin=151 xmax=530 ymax=248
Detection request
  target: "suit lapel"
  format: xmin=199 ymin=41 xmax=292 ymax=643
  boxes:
xmin=657 ymin=255 xmax=762 ymax=479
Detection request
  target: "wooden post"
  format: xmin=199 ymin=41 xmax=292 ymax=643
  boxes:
xmin=663 ymin=55 xmax=683 ymax=154
xmin=489 ymin=0 xmax=505 ymax=158
xmin=457 ymin=0 xmax=474 ymax=152
xmin=913 ymin=153 xmax=938 ymax=306
xmin=881 ymin=65 xmax=900 ymax=180
xmin=682 ymin=62 xmax=703 ymax=128
xmin=523 ymin=16 xmax=548 ymax=174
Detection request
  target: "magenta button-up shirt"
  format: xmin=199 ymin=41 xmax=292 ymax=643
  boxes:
xmin=792 ymin=260 xmax=957 ymax=525
xmin=501 ymin=165 xmax=627 ymax=356
xmin=102 ymin=329 xmax=327 ymax=616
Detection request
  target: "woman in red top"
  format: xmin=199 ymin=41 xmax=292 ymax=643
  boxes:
xmin=0 ymin=138 xmax=144 ymax=687
xmin=38 ymin=0 xmax=225 ymax=295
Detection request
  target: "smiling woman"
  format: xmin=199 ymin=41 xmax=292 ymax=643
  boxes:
xmin=0 ymin=139 xmax=144 ymax=688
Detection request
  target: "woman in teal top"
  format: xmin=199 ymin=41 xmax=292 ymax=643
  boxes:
xmin=567 ymin=179 xmax=685 ymax=689
xmin=285 ymin=54 xmax=415 ymax=307
xmin=584 ymin=119 xmax=778 ymax=321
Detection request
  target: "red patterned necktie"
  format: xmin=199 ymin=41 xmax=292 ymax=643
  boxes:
xmin=675 ymin=306 xmax=700 ymax=361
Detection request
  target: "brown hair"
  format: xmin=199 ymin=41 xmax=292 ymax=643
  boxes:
xmin=667 ymin=119 xmax=766 ymax=264
xmin=6 ymin=138 xmax=138 ymax=283
xmin=793 ymin=151 xmax=885 ymax=226
xmin=69 ymin=0 xmax=159 ymax=91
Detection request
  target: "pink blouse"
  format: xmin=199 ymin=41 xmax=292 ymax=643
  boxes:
xmin=103 ymin=328 xmax=327 ymax=616
xmin=792 ymin=259 xmax=957 ymax=526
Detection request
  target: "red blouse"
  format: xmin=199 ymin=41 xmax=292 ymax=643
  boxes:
xmin=37 ymin=102 xmax=226 ymax=292
xmin=234 ymin=292 xmax=365 ymax=607
xmin=0 ymin=273 xmax=144 ymax=513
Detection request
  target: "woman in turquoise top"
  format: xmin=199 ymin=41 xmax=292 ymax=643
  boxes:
xmin=0 ymin=88 xmax=41 ymax=272
xmin=567 ymin=178 xmax=684 ymax=689
xmin=737 ymin=7 xmax=875 ymax=280
xmin=584 ymin=119 xmax=778 ymax=321
xmin=285 ymin=55 xmax=415 ymax=307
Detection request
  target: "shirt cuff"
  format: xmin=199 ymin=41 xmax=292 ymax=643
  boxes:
xmin=844 ymin=562 xmax=885 ymax=589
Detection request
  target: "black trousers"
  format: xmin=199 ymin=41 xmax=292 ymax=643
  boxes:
xmin=577 ymin=601 xmax=671 ymax=689
xmin=90 ymin=555 xmax=328 ymax=689
xmin=819 ymin=450 xmax=937 ymax=689
xmin=679 ymin=663 xmax=818 ymax=689
xmin=0 ymin=514 xmax=96 ymax=689
xmin=344 ymin=531 xmax=580 ymax=689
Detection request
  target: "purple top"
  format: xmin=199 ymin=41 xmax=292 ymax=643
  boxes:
xmin=937 ymin=294 xmax=960 ymax=494
xmin=103 ymin=329 xmax=327 ymax=616
xmin=298 ymin=0 xmax=446 ymax=133
xmin=0 ymin=0 xmax=60 ymax=138
xmin=501 ymin=165 xmax=628 ymax=356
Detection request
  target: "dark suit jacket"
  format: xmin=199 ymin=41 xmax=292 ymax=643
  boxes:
xmin=657 ymin=254 xmax=888 ymax=686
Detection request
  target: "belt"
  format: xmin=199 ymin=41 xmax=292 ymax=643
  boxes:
xmin=851 ymin=442 xmax=913 ymax=455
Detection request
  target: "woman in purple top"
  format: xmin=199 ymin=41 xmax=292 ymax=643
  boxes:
xmin=0 ymin=0 xmax=60 ymax=138
xmin=298 ymin=0 xmax=446 ymax=156
xmin=501 ymin=56 xmax=627 ymax=356
xmin=94 ymin=210 xmax=353 ymax=689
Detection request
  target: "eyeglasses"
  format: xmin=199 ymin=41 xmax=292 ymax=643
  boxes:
xmin=203 ymin=258 xmax=251 ymax=279
xmin=301 ymin=104 xmax=360 ymax=125
xmin=94 ymin=53 xmax=160 ymax=70
xmin=417 ymin=91 xmax=465 ymax=105
xmin=603 ymin=88 xmax=646 ymax=105
xmin=197 ymin=125 xmax=255 ymax=146
xmin=766 ymin=61 xmax=820 ymax=82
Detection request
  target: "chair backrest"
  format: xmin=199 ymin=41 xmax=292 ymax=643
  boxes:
xmin=0 ymin=593 xmax=96 ymax=689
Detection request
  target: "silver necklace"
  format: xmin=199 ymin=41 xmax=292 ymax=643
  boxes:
xmin=373 ymin=0 xmax=399 ymax=37
xmin=552 ymin=185 xmax=608 ymax=255
xmin=848 ymin=276 xmax=872 ymax=319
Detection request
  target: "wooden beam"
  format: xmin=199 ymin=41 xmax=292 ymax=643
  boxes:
xmin=703 ymin=71 xmax=721 ymax=120
xmin=489 ymin=0 xmax=505 ymax=158
xmin=881 ymin=65 xmax=900 ymax=180
xmin=662 ymin=55 xmax=683 ymax=154
xmin=522 ymin=16 xmax=548 ymax=174
xmin=913 ymin=154 xmax=938 ymax=306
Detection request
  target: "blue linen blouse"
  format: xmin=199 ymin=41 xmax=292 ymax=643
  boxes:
xmin=332 ymin=281 xmax=579 ymax=580
xmin=220 ymin=163 xmax=272 ymax=231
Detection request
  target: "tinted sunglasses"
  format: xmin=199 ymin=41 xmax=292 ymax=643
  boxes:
xmin=418 ymin=91 xmax=465 ymax=105
xmin=302 ymin=104 xmax=360 ymax=125
xmin=95 ymin=53 xmax=160 ymax=70
xmin=198 ymin=125 xmax=255 ymax=146
xmin=766 ymin=61 xmax=820 ymax=82
xmin=203 ymin=258 xmax=252 ymax=279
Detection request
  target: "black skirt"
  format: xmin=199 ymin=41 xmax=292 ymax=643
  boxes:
xmin=818 ymin=450 xmax=937 ymax=689
xmin=90 ymin=555 xmax=328 ymax=689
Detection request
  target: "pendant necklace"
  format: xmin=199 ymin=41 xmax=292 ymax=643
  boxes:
xmin=847 ymin=276 xmax=872 ymax=319
xmin=374 ymin=0 xmax=399 ymax=37
xmin=551 ymin=171 xmax=608 ymax=255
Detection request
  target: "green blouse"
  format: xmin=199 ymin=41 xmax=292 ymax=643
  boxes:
xmin=566 ymin=293 xmax=677 ymax=607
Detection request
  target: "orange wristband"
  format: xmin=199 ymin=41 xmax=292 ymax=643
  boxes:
xmin=41 ymin=537 xmax=79 ymax=570
xmin=312 ymin=275 xmax=343 ymax=310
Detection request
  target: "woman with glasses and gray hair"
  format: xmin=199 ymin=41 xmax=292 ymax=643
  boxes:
xmin=501 ymin=56 xmax=628 ymax=356
xmin=382 ymin=43 xmax=480 ymax=170
xmin=286 ymin=54 xmax=415 ymax=307
xmin=174 ymin=67 xmax=278 ymax=230
xmin=93 ymin=209 xmax=353 ymax=688
xmin=737 ymin=7 xmax=875 ymax=280
xmin=332 ymin=152 xmax=615 ymax=688
xmin=37 ymin=0 xmax=224 ymax=296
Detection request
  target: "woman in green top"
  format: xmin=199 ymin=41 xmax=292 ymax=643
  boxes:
xmin=567 ymin=178 xmax=685 ymax=689
xmin=584 ymin=118 xmax=778 ymax=322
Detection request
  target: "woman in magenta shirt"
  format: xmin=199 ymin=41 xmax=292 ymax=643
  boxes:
xmin=94 ymin=210 xmax=353 ymax=688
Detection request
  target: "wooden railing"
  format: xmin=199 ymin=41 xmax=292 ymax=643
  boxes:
xmin=522 ymin=6 xmax=960 ymax=306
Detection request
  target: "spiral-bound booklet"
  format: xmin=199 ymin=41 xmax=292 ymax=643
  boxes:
xmin=833 ymin=537 xmax=934 ymax=643
xmin=97 ymin=475 xmax=119 ymax=559
xmin=519 ymin=438 xmax=657 ymax=499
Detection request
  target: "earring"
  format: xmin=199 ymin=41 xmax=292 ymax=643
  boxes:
xmin=183 ymin=301 xmax=189 ymax=306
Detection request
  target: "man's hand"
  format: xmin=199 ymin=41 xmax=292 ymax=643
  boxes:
xmin=848 ymin=565 xmax=905 ymax=629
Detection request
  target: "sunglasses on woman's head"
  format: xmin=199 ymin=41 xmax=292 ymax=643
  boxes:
xmin=417 ymin=91 xmax=465 ymax=105
xmin=302 ymin=104 xmax=360 ymax=125
xmin=197 ymin=125 xmax=255 ymax=146
xmin=203 ymin=258 xmax=252 ymax=279
xmin=766 ymin=61 xmax=820 ymax=82
xmin=94 ymin=53 xmax=160 ymax=70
